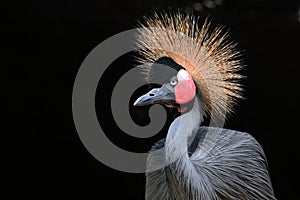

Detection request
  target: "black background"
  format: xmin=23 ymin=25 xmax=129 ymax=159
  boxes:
xmin=5 ymin=0 xmax=300 ymax=199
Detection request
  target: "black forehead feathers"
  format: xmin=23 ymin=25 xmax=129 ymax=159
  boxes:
xmin=148 ymin=57 xmax=185 ymax=85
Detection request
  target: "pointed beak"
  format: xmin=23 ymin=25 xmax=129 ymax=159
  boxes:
xmin=133 ymin=85 xmax=175 ymax=106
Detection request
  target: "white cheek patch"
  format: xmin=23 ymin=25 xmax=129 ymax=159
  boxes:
xmin=177 ymin=69 xmax=191 ymax=81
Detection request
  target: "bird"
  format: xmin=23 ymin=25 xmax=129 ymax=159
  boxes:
xmin=133 ymin=11 xmax=276 ymax=200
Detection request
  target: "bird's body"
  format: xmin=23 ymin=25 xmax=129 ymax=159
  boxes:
xmin=133 ymin=11 xmax=276 ymax=200
xmin=145 ymin=98 xmax=275 ymax=200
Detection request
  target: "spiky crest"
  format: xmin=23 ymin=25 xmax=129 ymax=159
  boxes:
xmin=136 ymin=11 xmax=244 ymax=118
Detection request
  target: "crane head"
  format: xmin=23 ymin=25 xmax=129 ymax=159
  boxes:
xmin=134 ymin=57 xmax=196 ymax=113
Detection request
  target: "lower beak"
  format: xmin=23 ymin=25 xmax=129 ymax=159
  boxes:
xmin=133 ymin=85 xmax=175 ymax=106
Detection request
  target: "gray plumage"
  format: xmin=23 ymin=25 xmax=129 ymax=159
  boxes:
xmin=145 ymin=97 xmax=276 ymax=200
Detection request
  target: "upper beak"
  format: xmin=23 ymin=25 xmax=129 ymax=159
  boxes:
xmin=133 ymin=85 xmax=175 ymax=106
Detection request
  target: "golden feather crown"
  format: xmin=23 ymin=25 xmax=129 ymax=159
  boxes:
xmin=136 ymin=11 xmax=244 ymax=118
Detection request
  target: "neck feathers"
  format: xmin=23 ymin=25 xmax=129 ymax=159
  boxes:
xmin=165 ymin=97 xmax=203 ymax=163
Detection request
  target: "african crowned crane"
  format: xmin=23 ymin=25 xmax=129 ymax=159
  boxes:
xmin=133 ymin=11 xmax=276 ymax=200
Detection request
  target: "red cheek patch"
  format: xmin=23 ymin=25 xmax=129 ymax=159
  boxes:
xmin=175 ymin=70 xmax=196 ymax=104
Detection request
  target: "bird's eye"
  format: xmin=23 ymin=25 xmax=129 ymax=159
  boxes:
xmin=170 ymin=77 xmax=178 ymax=86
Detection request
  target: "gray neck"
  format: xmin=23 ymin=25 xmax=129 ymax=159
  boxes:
xmin=165 ymin=97 xmax=203 ymax=163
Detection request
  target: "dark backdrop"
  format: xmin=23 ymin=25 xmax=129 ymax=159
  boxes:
xmin=5 ymin=0 xmax=299 ymax=199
